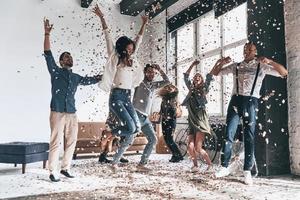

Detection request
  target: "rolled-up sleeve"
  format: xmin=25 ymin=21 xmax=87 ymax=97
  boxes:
xmin=219 ymin=63 xmax=235 ymax=76
xmin=203 ymin=74 xmax=213 ymax=93
xmin=183 ymin=73 xmax=192 ymax=89
xmin=44 ymin=50 xmax=59 ymax=75
xmin=261 ymin=63 xmax=281 ymax=77
xmin=152 ymin=73 xmax=170 ymax=89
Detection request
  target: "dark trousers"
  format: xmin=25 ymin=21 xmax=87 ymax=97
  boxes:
xmin=221 ymin=95 xmax=258 ymax=170
xmin=162 ymin=118 xmax=182 ymax=158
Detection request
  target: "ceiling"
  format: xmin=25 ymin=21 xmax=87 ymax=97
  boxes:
xmin=81 ymin=0 xmax=198 ymax=20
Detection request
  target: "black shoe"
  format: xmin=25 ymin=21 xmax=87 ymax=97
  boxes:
xmin=169 ymin=156 xmax=184 ymax=163
xmin=99 ymin=157 xmax=112 ymax=164
xmin=49 ymin=174 xmax=60 ymax=182
xmin=120 ymin=157 xmax=129 ymax=163
xmin=98 ymin=153 xmax=112 ymax=163
xmin=60 ymin=170 xmax=75 ymax=178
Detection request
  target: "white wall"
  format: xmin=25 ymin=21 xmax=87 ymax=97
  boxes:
xmin=0 ymin=0 xmax=149 ymax=142
xmin=285 ymin=0 xmax=300 ymax=175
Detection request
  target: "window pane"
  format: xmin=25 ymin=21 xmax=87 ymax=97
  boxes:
xmin=224 ymin=44 xmax=244 ymax=63
xmin=167 ymin=32 xmax=177 ymax=84
xmin=199 ymin=11 xmax=221 ymax=53
xmin=200 ymin=55 xmax=222 ymax=115
xmin=223 ymin=3 xmax=247 ymax=45
xmin=223 ymin=45 xmax=245 ymax=114
xmin=168 ymin=32 xmax=176 ymax=69
xmin=177 ymin=23 xmax=194 ymax=62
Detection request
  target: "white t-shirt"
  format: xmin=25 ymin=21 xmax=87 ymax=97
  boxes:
xmin=113 ymin=64 xmax=136 ymax=89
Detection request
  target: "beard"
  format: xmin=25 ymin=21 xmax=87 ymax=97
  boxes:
xmin=65 ymin=62 xmax=73 ymax=68
xmin=145 ymin=76 xmax=154 ymax=82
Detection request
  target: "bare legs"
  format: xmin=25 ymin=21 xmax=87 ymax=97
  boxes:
xmin=188 ymin=131 xmax=212 ymax=171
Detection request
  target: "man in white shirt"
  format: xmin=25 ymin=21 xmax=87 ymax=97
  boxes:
xmin=214 ymin=42 xmax=288 ymax=185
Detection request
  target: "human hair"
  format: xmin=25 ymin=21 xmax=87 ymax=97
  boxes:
xmin=115 ymin=36 xmax=136 ymax=61
xmin=144 ymin=64 xmax=154 ymax=73
xmin=192 ymin=73 xmax=204 ymax=87
xmin=59 ymin=52 xmax=71 ymax=61
xmin=158 ymin=84 xmax=178 ymax=100
xmin=244 ymin=41 xmax=256 ymax=48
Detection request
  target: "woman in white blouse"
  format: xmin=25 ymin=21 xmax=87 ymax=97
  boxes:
xmin=93 ymin=5 xmax=148 ymax=168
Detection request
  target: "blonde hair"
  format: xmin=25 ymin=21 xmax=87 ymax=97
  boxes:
xmin=157 ymin=84 xmax=178 ymax=99
xmin=192 ymin=73 xmax=204 ymax=87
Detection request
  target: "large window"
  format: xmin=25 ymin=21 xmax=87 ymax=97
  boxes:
xmin=168 ymin=3 xmax=247 ymax=116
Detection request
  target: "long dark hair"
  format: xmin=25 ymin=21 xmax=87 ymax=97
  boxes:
xmin=115 ymin=36 xmax=136 ymax=65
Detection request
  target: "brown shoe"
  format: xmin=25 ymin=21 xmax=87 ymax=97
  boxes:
xmin=136 ymin=164 xmax=151 ymax=172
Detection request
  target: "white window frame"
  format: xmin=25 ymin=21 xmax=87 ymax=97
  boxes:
xmin=167 ymin=3 xmax=248 ymax=116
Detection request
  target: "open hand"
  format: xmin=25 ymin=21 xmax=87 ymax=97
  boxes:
xmin=43 ymin=18 xmax=53 ymax=34
xmin=220 ymin=56 xmax=232 ymax=65
xmin=92 ymin=4 xmax=104 ymax=17
xmin=141 ymin=15 xmax=149 ymax=24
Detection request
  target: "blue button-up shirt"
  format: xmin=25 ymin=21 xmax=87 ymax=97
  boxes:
xmin=44 ymin=50 xmax=100 ymax=113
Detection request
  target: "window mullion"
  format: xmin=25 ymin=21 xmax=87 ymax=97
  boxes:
xmin=175 ymin=31 xmax=178 ymax=86
xmin=194 ymin=21 xmax=199 ymax=73
xmin=220 ymin=15 xmax=225 ymax=116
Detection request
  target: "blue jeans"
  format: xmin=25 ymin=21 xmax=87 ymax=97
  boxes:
xmin=221 ymin=95 xmax=258 ymax=170
xmin=137 ymin=112 xmax=157 ymax=165
xmin=109 ymin=88 xmax=141 ymax=137
xmin=112 ymin=133 xmax=136 ymax=164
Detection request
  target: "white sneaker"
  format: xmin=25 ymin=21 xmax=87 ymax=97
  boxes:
xmin=243 ymin=170 xmax=253 ymax=185
xmin=215 ymin=167 xmax=230 ymax=178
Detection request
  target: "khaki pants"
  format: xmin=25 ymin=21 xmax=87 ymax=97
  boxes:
xmin=48 ymin=111 xmax=78 ymax=174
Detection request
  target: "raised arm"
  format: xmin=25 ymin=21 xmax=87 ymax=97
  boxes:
xmin=79 ymin=74 xmax=102 ymax=86
xmin=43 ymin=18 xmax=53 ymax=51
xmin=183 ymin=60 xmax=199 ymax=89
xmin=258 ymin=56 xmax=288 ymax=77
xmin=43 ymin=18 xmax=59 ymax=75
xmin=134 ymin=15 xmax=149 ymax=51
xmin=203 ymin=74 xmax=214 ymax=94
xmin=186 ymin=60 xmax=199 ymax=75
xmin=212 ymin=57 xmax=233 ymax=76
xmin=93 ymin=4 xmax=114 ymax=55
xmin=152 ymin=64 xmax=170 ymax=89
xmin=137 ymin=15 xmax=148 ymax=36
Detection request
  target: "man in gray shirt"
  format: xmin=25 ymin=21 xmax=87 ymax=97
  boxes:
xmin=133 ymin=64 xmax=170 ymax=170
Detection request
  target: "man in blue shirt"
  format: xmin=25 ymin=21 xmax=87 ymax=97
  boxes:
xmin=43 ymin=18 xmax=102 ymax=182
